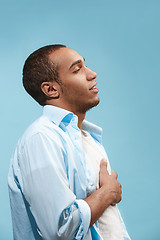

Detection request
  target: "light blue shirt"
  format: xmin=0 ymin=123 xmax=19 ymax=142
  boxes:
xmin=8 ymin=105 xmax=130 ymax=240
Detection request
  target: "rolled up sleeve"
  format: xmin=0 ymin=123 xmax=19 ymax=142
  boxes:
xmin=74 ymin=199 xmax=91 ymax=239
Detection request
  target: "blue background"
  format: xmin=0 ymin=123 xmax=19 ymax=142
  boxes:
xmin=1 ymin=0 xmax=160 ymax=239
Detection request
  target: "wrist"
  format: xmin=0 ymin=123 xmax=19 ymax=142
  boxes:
xmin=99 ymin=185 xmax=113 ymax=207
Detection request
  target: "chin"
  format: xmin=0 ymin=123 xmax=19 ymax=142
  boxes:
xmin=90 ymin=95 xmax=100 ymax=106
xmin=92 ymin=97 xmax=100 ymax=108
xmin=81 ymin=97 xmax=100 ymax=113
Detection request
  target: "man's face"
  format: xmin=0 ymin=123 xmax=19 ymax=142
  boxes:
xmin=49 ymin=47 xmax=99 ymax=114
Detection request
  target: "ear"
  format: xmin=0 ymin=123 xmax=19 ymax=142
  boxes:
xmin=41 ymin=81 xmax=60 ymax=98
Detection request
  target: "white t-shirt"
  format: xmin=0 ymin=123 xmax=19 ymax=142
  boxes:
xmin=81 ymin=132 xmax=124 ymax=240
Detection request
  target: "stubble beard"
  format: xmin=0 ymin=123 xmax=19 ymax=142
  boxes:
xmin=77 ymin=97 xmax=100 ymax=114
xmin=59 ymin=82 xmax=100 ymax=114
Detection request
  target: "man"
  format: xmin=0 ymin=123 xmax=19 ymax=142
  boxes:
xmin=8 ymin=44 xmax=131 ymax=239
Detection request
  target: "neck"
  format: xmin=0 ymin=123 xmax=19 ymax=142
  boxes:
xmin=76 ymin=112 xmax=86 ymax=130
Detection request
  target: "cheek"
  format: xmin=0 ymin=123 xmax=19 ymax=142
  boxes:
xmin=75 ymin=84 xmax=88 ymax=96
xmin=62 ymin=75 xmax=88 ymax=95
xmin=68 ymin=82 xmax=87 ymax=92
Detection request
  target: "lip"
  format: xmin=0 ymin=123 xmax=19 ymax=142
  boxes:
xmin=90 ymin=87 xmax=99 ymax=93
xmin=89 ymin=82 xmax=99 ymax=93
xmin=89 ymin=82 xmax=97 ymax=90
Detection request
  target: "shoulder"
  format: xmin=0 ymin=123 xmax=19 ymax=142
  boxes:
xmin=17 ymin=116 xmax=65 ymax=155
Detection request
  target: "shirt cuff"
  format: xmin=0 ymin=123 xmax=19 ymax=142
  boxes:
xmin=74 ymin=199 xmax=91 ymax=239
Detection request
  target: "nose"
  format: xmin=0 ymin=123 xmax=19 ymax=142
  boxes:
xmin=86 ymin=67 xmax=97 ymax=81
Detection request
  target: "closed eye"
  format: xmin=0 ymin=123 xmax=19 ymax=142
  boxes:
xmin=73 ymin=68 xmax=81 ymax=73
xmin=73 ymin=64 xmax=88 ymax=73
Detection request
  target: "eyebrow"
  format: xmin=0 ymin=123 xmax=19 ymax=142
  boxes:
xmin=69 ymin=57 xmax=85 ymax=70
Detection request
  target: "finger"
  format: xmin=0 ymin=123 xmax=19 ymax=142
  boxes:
xmin=111 ymin=170 xmax=118 ymax=179
xmin=100 ymin=158 xmax=109 ymax=174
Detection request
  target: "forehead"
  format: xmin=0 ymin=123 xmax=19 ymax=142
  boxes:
xmin=49 ymin=47 xmax=83 ymax=69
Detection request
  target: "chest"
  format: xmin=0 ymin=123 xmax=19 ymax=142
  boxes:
xmin=61 ymin=129 xmax=108 ymax=199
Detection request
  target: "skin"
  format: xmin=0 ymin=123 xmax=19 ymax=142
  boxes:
xmin=41 ymin=47 xmax=99 ymax=129
xmin=85 ymin=159 xmax=122 ymax=227
xmin=41 ymin=47 xmax=122 ymax=226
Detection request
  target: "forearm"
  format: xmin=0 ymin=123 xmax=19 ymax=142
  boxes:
xmin=84 ymin=186 xmax=112 ymax=227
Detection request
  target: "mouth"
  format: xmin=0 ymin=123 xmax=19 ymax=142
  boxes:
xmin=89 ymin=82 xmax=99 ymax=93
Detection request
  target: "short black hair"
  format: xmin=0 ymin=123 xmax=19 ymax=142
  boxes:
xmin=23 ymin=44 xmax=66 ymax=106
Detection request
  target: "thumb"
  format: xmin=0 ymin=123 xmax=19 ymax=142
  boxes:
xmin=100 ymin=158 xmax=109 ymax=174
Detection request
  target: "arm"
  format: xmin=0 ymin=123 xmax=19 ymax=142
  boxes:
xmin=19 ymin=132 xmax=90 ymax=240
xmin=84 ymin=158 xmax=122 ymax=226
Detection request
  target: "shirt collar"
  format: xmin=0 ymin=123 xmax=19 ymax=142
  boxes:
xmin=43 ymin=105 xmax=74 ymax=126
xmin=82 ymin=120 xmax=102 ymax=143
xmin=43 ymin=105 xmax=102 ymax=143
